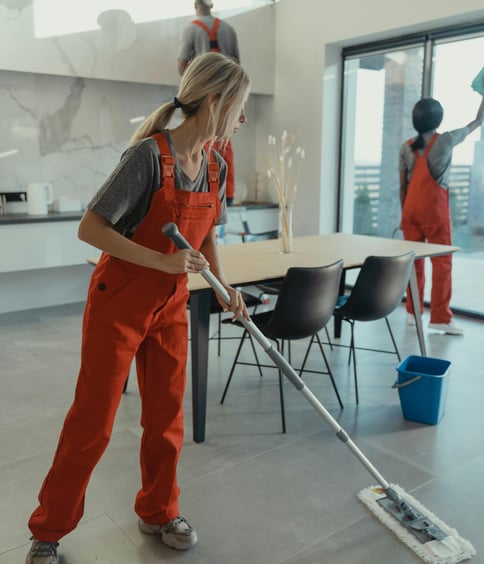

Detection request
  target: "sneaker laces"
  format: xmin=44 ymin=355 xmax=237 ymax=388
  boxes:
xmin=30 ymin=537 xmax=59 ymax=557
xmin=165 ymin=516 xmax=192 ymax=533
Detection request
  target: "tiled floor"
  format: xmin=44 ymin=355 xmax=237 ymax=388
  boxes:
xmin=0 ymin=301 xmax=482 ymax=563
xmin=451 ymin=254 xmax=484 ymax=314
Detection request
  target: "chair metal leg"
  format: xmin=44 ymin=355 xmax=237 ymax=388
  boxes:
xmin=217 ymin=312 xmax=222 ymax=356
xmin=384 ymin=316 xmax=401 ymax=361
xmin=298 ymin=333 xmax=343 ymax=409
xmin=324 ymin=326 xmax=333 ymax=351
xmin=315 ymin=333 xmax=344 ymax=409
xmin=278 ymin=369 xmax=286 ymax=433
xmin=248 ymin=333 xmax=264 ymax=378
xmin=299 ymin=334 xmax=316 ymax=376
xmin=349 ymin=321 xmax=359 ymax=404
xmin=275 ymin=341 xmax=286 ymax=433
xmin=345 ymin=322 xmax=353 ymax=366
xmin=220 ymin=329 xmax=249 ymax=404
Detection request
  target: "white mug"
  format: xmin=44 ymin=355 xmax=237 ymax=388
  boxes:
xmin=27 ymin=183 xmax=54 ymax=215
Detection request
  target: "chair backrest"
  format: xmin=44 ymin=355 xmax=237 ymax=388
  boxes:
xmin=263 ymin=260 xmax=344 ymax=341
xmin=337 ymin=251 xmax=415 ymax=322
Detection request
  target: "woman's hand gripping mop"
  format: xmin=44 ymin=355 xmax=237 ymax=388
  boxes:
xmin=162 ymin=222 xmax=475 ymax=564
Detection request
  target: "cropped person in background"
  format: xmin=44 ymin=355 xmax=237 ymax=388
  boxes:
xmin=399 ymin=76 xmax=484 ymax=335
xmin=25 ymin=52 xmax=250 ymax=564
xmin=178 ymin=0 xmax=241 ymax=205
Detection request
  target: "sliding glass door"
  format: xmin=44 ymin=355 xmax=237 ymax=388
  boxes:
xmin=339 ymin=27 xmax=484 ymax=316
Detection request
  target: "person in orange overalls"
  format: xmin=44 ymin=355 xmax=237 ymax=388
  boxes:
xmin=400 ymin=81 xmax=484 ymax=335
xmin=178 ymin=1 xmax=240 ymax=205
xmin=25 ymin=52 xmax=250 ymax=564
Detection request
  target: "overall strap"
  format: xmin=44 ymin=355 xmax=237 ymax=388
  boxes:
xmin=152 ymin=132 xmax=175 ymax=190
xmin=408 ymin=133 xmax=439 ymax=159
xmin=192 ymin=18 xmax=221 ymax=51
xmin=207 ymin=149 xmax=220 ymax=194
xmin=422 ymin=133 xmax=439 ymax=158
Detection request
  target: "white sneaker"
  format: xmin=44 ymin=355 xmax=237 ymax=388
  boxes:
xmin=407 ymin=314 xmax=416 ymax=326
xmin=138 ymin=516 xmax=198 ymax=550
xmin=428 ymin=322 xmax=464 ymax=336
xmin=25 ymin=538 xmax=59 ymax=564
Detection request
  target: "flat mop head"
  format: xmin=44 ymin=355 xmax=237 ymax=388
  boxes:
xmin=357 ymin=484 xmax=475 ymax=563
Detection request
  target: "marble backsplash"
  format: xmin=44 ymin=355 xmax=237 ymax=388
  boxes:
xmin=0 ymin=69 xmax=177 ymax=207
xmin=0 ymin=1 xmax=274 ymax=94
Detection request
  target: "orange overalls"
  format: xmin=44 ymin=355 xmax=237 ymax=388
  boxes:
xmin=401 ymin=133 xmax=453 ymax=324
xmin=28 ymin=132 xmax=221 ymax=542
xmin=193 ymin=17 xmax=235 ymax=203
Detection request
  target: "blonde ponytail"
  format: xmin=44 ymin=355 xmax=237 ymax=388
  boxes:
xmin=130 ymin=102 xmax=176 ymax=145
xmin=130 ymin=52 xmax=250 ymax=146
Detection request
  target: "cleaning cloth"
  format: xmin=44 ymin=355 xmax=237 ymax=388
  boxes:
xmin=471 ymin=66 xmax=484 ymax=95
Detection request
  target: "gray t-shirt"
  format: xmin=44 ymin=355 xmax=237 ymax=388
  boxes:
xmin=88 ymin=131 xmax=227 ymax=238
xmin=399 ymin=127 xmax=470 ymax=189
xmin=177 ymin=16 xmax=239 ymax=62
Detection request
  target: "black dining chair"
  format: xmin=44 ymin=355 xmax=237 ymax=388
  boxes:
xmin=333 ymin=251 xmax=416 ymax=404
xmin=220 ymin=260 xmax=344 ymax=433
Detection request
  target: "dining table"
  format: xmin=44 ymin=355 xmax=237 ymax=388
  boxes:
xmin=186 ymin=232 xmax=458 ymax=443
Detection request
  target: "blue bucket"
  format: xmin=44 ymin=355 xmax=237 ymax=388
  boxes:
xmin=394 ymin=355 xmax=451 ymax=425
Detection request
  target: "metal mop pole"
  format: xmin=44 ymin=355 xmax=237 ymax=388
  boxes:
xmin=163 ymin=222 xmax=477 ymax=559
xmin=162 ymin=222 xmax=391 ymax=489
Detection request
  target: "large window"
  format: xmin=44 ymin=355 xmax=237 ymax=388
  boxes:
xmin=339 ymin=26 xmax=484 ymax=316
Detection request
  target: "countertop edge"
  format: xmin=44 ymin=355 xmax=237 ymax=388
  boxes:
xmin=0 ymin=211 xmax=83 ymax=225
xmin=0 ymin=203 xmax=278 ymax=225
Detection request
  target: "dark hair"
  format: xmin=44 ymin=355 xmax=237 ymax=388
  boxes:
xmin=410 ymin=98 xmax=443 ymax=151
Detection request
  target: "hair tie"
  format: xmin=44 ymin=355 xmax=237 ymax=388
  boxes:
xmin=173 ymin=97 xmax=183 ymax=109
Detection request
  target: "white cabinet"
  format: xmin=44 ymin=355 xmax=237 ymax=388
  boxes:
xmin=0 ymin=220 xmax=96 ymax=273
xmin=0 ymin=207 xmax=278 ymax=313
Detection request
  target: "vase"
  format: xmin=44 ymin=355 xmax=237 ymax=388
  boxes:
xmin=279 ymin=203 xmax=294 ymax=253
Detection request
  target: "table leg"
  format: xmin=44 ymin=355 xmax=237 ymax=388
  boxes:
xmin=189 ymin=289 xmax=211 ymax=443
xmin=408 ymin=267 xmax=427 ymax=356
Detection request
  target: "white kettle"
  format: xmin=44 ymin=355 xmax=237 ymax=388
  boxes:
xmin=27 ymin=183 xmax=54 ymax=215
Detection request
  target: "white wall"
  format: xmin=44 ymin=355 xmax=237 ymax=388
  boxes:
xmin=267 ymin=0 xmax=484 ymax=236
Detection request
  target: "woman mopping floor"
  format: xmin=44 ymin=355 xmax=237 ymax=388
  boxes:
xmin=25 ymin=52 xmax=250 ymax=564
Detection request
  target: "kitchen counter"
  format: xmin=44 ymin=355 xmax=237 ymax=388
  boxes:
xmin=0 ymin=211 xmax=83 ymax=225
xmin=0 ymin=202 xmax=279 ymax=314
xmin=230 ymin=202 xmax=277 ymax=210
xmin=0 ymin=203 xmax=277 ymax=226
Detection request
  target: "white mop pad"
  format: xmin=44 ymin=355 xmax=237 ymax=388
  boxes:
xmin=358 ymin=484 xmax=475 ymax=563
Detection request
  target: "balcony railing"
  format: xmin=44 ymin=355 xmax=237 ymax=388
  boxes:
xmin=353 ymin=164 xmax=472 ymax=235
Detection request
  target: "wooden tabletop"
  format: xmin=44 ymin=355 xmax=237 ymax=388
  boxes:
xmin=187 ymin=233 xmax=458 ymax=291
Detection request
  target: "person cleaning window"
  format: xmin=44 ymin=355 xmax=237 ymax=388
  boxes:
xmin=399 ymin=73 xmax=484 ymax=335
xmin=25 ymin=52 xmax=250 ymax=564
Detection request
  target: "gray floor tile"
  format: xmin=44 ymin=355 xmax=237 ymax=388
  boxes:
xmin=0 ymin=302 xmax=482 ymax=563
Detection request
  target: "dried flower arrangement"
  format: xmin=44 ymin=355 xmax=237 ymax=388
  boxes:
xmin=264 ymin=130 xmax=305 ymax=252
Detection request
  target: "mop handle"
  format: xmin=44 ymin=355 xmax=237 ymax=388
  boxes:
xmin=162 ymin=222 xmax=391 ymax=491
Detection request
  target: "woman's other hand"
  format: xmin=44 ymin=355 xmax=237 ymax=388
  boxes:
xmin=216 ymin=286 xmax=250 ymax=321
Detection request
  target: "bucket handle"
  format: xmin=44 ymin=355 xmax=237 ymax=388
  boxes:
xmin=392 ymin=376 xmax=421 ymax=389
